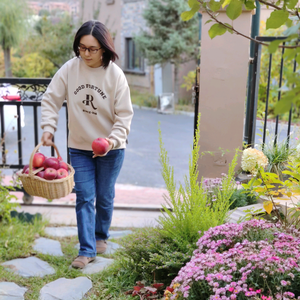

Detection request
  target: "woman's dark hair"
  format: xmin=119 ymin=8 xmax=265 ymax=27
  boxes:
xmin=73 ymin=20 xmax=118 ymax=69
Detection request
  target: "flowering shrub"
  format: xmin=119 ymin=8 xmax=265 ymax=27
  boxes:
xmin=166 ymin=219 xmax=300 ymax=300
xmin=202 ymin=176 xmax=258 ymax=210
xmin=241 ymin=148 xmax=268 ymax=175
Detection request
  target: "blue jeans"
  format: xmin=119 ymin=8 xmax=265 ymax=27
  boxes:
xmin=69 ymin=148 xmax=124 ymax=257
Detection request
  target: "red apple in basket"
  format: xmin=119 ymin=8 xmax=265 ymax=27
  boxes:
xmin=24 ymin=167 xmax=36 ymax=174
xmin=56 ymin=168 xmax=68 ymax=179
xmin=43 ymin=157 xmax=60 ymax=170
xmin=92 ymin=138 xmax=110 ymax=155
xmin=32 ymin=153 xmax=46 ymax=168
xmin=44 ymin=168 xmax=57 ymax=180
xmin=59 ymin=161 xmax=68 ymax=171
xmin=22 ymin=164 xmax=29 ymax=173
xmin=36 ymin=171 xmax=45 ymax=178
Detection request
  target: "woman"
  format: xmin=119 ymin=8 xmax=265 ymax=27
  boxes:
xmin=41 ymin=20 xmax=134 ymax=269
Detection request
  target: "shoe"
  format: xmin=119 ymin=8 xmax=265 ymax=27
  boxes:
xmin=71 ymin=256 xmax=96 ymax=269
xmin=96 ymin=240 xmax=107 ymax=254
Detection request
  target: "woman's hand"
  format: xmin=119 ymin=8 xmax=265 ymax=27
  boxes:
xmin=41 ymin=132 xmax=54 ymax=146
xmin=92 ymin=138 xmax=114 ymax=158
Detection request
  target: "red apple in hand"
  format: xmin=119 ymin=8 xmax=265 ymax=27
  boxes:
xmin=44 ymin=168 xmax=57 ymax=180
xmin=59 ymin=161 xmax=68 ymax=171
xmin=43 ymin=157 xmax=60 ymax=170
xmin=33 ymin=153 xmax=46 ymax=168
xmin=56 ymin=168 xmax=68 ymax=179
xmin=92 ymin=138 xmax=110 ymax=156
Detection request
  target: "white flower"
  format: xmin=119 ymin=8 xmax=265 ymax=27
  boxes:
xmin=241 ymin=148 xmax=268 ymax=175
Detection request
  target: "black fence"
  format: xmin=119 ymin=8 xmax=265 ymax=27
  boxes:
xmin=0 ymin=78 xmax=71 ymax=201
xmin=245 ymin=36 xmax=298 ymax=148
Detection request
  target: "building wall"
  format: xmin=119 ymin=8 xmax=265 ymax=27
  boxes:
xmin=80 ymin=0 xmax=122 ymax=68
xmin=121 ymin=0 xmax=151 ymax=92
xmin=27 ymin=1 xmax=80 ymax=17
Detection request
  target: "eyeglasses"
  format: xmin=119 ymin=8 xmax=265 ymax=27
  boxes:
xmin=78 ymin=45 xmax=102 ymax=54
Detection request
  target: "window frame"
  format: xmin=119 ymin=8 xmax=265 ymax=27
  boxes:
xmin=125 ymin=37 xmax=145 ymax=74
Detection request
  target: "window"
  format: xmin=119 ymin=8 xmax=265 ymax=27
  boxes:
xmin=125 ymin=38 xmax=144 ymax=72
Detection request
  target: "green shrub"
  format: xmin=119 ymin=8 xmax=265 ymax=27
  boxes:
xmin=116 ymin=227 xmax=193 ymax=286
xmin=229 ymin=188 xmax=258 ymax=210
xmin=0 ymin=173 xmax=19 ymax=223
xmin=158 ymin=115 xmax=239 ymax=251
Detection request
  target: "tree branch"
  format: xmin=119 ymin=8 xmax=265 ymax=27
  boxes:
xmin=199 ymin=0 xmax=300 ymax=49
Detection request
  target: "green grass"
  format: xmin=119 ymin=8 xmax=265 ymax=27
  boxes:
xmin=0 ymin=217 xmax=138 ymax=300
xmin=130 ymin=88 xmax=157 ymax=108
xmin=130 ymin=88 xmax=194 ymax=112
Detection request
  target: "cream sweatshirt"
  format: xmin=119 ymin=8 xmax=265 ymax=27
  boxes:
xmin=41 ymin=57 xmax=134 ymax=150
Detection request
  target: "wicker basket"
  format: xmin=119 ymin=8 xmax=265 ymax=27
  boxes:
xmin=17 ymin=142 xmax=75 ymax=200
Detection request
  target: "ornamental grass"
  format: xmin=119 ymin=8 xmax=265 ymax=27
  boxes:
xmin=166 ymin=219 xmax=300 ymax=300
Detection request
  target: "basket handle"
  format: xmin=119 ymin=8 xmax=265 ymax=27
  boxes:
xmin=28 ymin=142 xmax=61 ymax=177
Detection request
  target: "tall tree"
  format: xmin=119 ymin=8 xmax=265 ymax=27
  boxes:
xmin=0 ymin=0 xmax=29 ymax=77
xmin=134 ymin=0 xmax=199 ymax=103
xmin=31 ymin=14 xmax=76 ymax=69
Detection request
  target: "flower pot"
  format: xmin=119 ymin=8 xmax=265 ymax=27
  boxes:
xmin=235 ymin=172 xmax=254 ymax=184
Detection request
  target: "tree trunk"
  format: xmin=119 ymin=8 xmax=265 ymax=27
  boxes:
xmin=3 ymin=47 xmax=12 ymax=77
xmin=173 ymin=64 xmax=179 ymax=104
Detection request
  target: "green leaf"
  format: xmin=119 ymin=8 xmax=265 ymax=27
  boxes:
xmin=287 ymin=0 xmax=298 ymax=9
xmin=222 ymin=0 xmax=232 ymax=8
xmin=283 ymin=48 xmax=297 ymax=60
xmin=285 ymin=18 xmax=293 ymax=28
xmin=210 ymin=0 xmax=222 ymax=12
xmin=181 ymin=3 xmax=200 ymax=21
xmin=266 ymin=10 xmax=289 ymax=29
xmin=283 ymin=22 xmax=300 ymax=36
xmin=188 ymin=0 xmax=199 ymax=7
xmin=268 ymin=39 xmax=283 ymax=54
xmin=224 ymin=23 xmax=233 ymax=33
xmin=244 ymin=1 xmax=256 ymax=10
xmin=205 ymin=19 xmax=213 ymax=24
xmin=226 ymin=0 xmax=243 ymax=20
xmin=208 ymin=23 xmax=227 ymax=39
xmin=274 ymin=96 xmax=294 ymax=116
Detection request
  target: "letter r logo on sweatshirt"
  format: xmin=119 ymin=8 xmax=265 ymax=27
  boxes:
xmin=82 ymin=95 xmax=97 ymax=110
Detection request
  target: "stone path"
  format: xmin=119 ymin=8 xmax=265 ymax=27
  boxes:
xmin=0 ymin=227 xmax=132 ymax=300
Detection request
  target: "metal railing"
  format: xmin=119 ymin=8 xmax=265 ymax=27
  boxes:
xmin=0 ymin=77 xmax=71 ymax=201
xmin=245 ymin=36 xmax=298 ymax=148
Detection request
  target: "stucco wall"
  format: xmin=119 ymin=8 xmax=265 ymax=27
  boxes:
xmin=197 ymin=10 xmax=252 ymax=178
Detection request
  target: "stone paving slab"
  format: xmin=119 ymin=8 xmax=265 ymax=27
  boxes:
xmin=81 ymin=257 xmax=114 ymax=275
xmin=33 ymin=237 xmax=64 ymax=256
xmin=0 ymin=282 xmax=27 ymax=300
xmin=45 ymin=226 xmax=78 ymax=237
xmin=2 ymin=257 xmax=55 ymax=278
xmin=227 ymin=203 xmax=265 ymax=223
xmin=39 ymin=277 xmax=92 ymax=300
